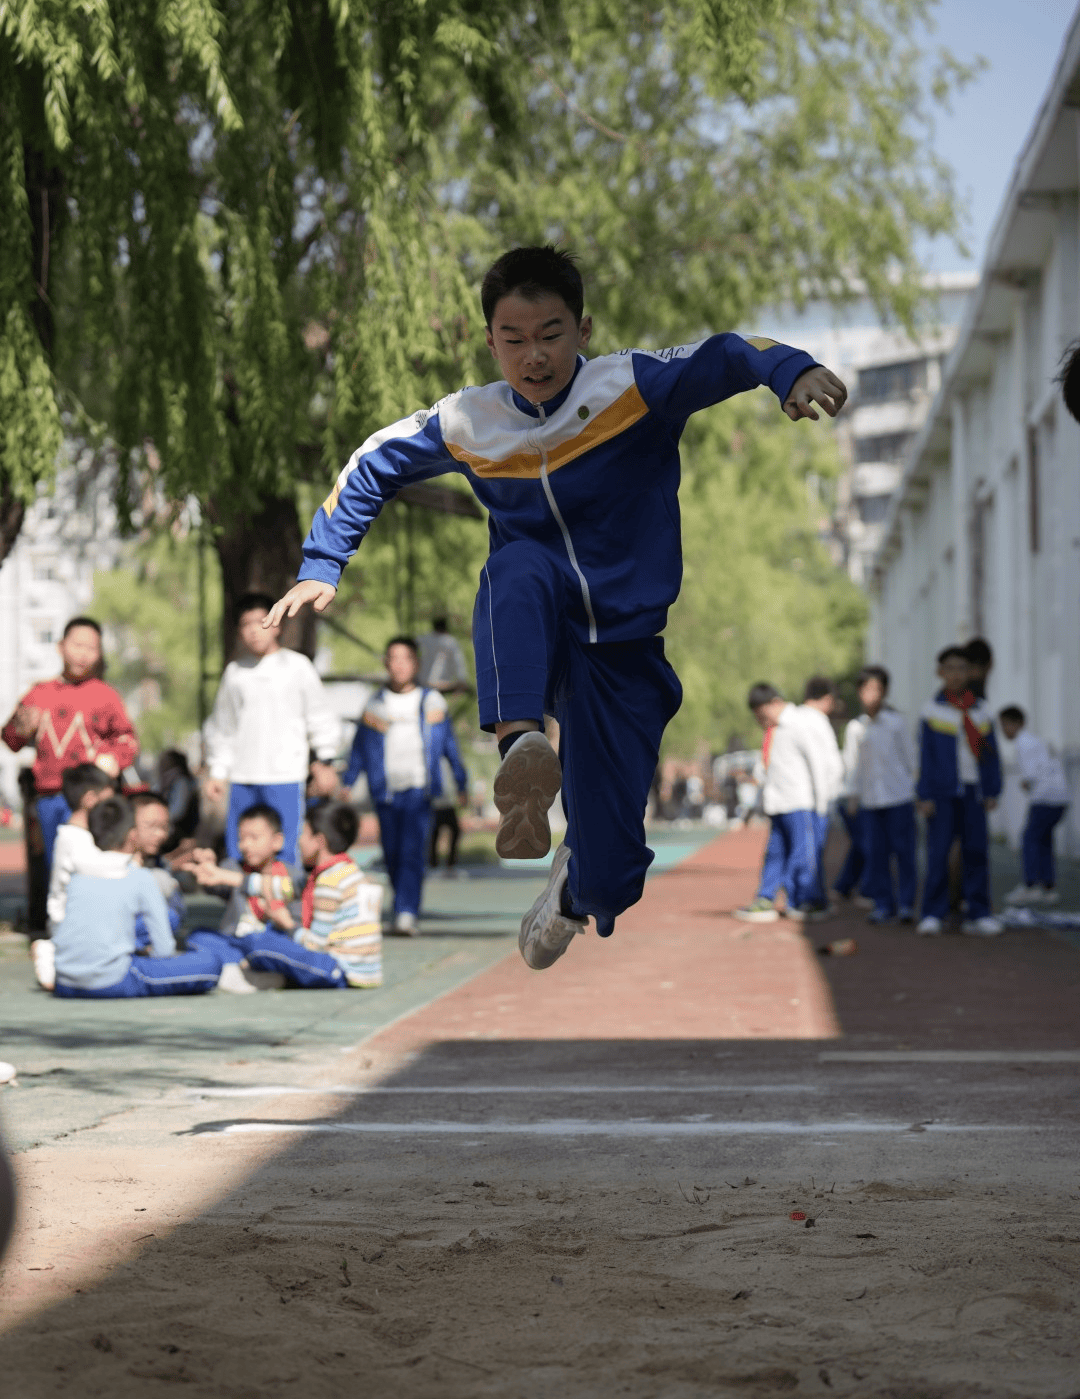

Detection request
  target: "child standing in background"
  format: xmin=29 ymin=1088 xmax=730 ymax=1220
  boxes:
xmin=799 ymin=677 xmax=845 ymax=891
xmin=916 ymin=646 xmax=1002 ymax=937
xmin=999 ymin=706 xmax=1070 ymax=907
xmin=851 ymin=666 xmax=918 ymax=925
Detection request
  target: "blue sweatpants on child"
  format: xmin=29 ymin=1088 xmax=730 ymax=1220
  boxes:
xmin=863 ymin=801 xmax=917 ymax=917
xmin=187 ymin=929 xmax=346 ymax=989
xmin=376 ymin=788 xmax=431 ymax=919
xmin=225 ymin=782 xmax=306 ymax=865
xmin=757 ymin=810 xmax=823 ymax=909
xmin=53 ymin=946 xmax=224 ymax=998
xmin=921 ymin=785 xmax=991 ymax=920
xmin=833 ymin=805 xmax=867 ymax=898
xmin=36 ymin=791 xmax=72 ymax=874
xmin=475 ymin=541 xmax=682 ymax=938
xmin=1022 ymin=803 xmax=1068 ymax=888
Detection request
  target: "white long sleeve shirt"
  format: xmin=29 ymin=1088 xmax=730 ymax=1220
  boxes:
xmin=762 ymin=704 xmax=825 ymax=815
xmin=797 ymin=704 xmax=845 ymax=813
xmin=840 ymin=716 xmax=866 ymax=799
xmin=1013 ymin=729 xmax=1070 ymax=805
xmin=854 ymin=707 xmax=917 ymax=809
xmin=206 ymin=647 xmax=341 ymax=785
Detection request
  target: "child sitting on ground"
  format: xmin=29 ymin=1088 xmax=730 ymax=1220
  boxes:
xmin=297 ymin=800 xmax=383 ymax=987
xmin=186 ymin=802 xmax=349 ymax=991
xmin=52 ymin=796 xmax=225 ymax=999
xmin=34 ymin=763 xmax=119 ymax=989
xmin=916 ymin=646 xmax=1002 ymax=937
xmin=999 ymin=705 xmax=1070 ymax=907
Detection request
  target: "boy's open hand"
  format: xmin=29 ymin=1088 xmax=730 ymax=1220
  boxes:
xmin=264 ymin=580 xmax=337 ymax=629
xmin=11 ymin=704 xmax=41 ymax=741
xmin=783 ymin=367 xmax=847 ymax=421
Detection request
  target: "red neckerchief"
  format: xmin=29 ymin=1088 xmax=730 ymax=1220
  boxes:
xmin=246 ymin=859 xmax=294 ymax=923
xmin=945 ymin=690 xmax=984 ymax=759
xmin=762 ymin=724 xmax=776 ymax=768
xmin=301 ymin=853 xmax=353 ymax=929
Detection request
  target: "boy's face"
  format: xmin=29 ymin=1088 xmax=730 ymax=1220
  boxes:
xmin=385 ymin=643 xmax=419 ymax=689
xmin=80 ymin=786 xmax=113 ymax=815
xmin=859 ymin=678 xmax=885 ymax=713
xmin=752 ymin=700 xmax=785 ymax=731
xmin=938 ymin=656 xmax=970 ymax=695
xmin=238 ymin=607 xmax=280 ymax=658
xmin=134 ymin=801 xmax=170 ymax=858
xmin=237 ymin=816 xmax=284 ymax=868
xmin=1000 ymin=718 xmax=1021 ymax=741
xmin=298 ymin=820 xmax=323 ymax=868
xmin=486 ymin=292 xmax=593 ymax=405
xmin=58 ymin=626 xmax=102 ymax=682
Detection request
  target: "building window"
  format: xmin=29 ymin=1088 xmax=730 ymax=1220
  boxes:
xmin=857 ymin=359 xmax=928 ymax=404
xmin=855 ymin=432 xmax=913 ymax=465
xmin=32 ymin=559 xmax=59 ymax=582
xmin=34 ymin=624 xmax=55 ymax=645
xmin=857 ymin=495 xmax=892 ymax=526
xmin=1027 ymin=424 xmax=1040 ymax=553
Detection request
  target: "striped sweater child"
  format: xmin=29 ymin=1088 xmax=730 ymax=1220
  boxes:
xmin=299 ymin=855 xmax=383 ymax=988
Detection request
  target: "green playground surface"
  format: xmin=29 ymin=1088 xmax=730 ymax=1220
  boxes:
xmin=0 ymin=827 xmax=719 ymax=1154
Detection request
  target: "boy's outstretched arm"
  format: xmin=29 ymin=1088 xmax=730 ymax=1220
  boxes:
xmin=782 ymin=366 xmax=848 ymax=421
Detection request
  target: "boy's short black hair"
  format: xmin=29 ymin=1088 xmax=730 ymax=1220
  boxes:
xmin=481 ymin=246 xmax=585 ymax=327
xmin=89 ymin=795 xmax=134 ymax=851
xmin=937 ymin=645 xmax=968 ymax=665
xmin=747 ymin=682 xmax=782 ymax=710
xmin=234 ymin=591 xmax=277 ymax=626
xmin=385 ymin=635 xmax=418 ymax=656
xmin=158 ymin=748 xmax=192 ymax=776
xmin=131 ymin=791 xmax=169 ymax=813
xmin=998 ymin=705 xmax=1026 ymax=726
xmin=61 ymin=762 xmax=114 ymax=809
xmin=964 ymin=637 xmax=993 ymax=669
xmin=803 ymin=675 xmax=832 ymax=701
xmin=306 ymin=799 xmax=359 ymax=855
xmin=431 ymin=616 xmax=448 ymax=632
xmin=856 ymin=665 xmax=890 ymax=693
xmin=1057 ymin=339 xmax=1080 ymax=423
xmin=237 ymin=802 xmax=283 ymax=833
xmin=63 ymin=616 xmax=101 ymax=639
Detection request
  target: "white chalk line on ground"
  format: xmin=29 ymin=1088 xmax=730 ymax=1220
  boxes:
xmin=820 ymin=1050 xmax=1080 ymax=1063
xmin=186 ymin=1084 xmax=820 ymax=1099
xmin=200 ymin=1119 xmax=1028 ymax=1139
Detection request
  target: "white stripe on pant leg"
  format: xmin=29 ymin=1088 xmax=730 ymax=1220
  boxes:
xmin=483 ymin=561 xmax=502 ymax=722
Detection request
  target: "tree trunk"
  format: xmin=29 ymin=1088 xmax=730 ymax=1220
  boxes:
xmin=0 ymin=482 xmax=25 ymax=567
xmin=211 ymin=493 xmax=317 ymax=662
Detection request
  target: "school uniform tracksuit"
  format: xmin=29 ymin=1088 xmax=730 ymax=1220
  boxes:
xmin=757 ymin=703 xmax=834 ymax=909
xmin=344 ymin=690 xmax=468 ymax=921
xmin=834 ymin=715 xmax=868 ymax=898
xmin=917 ymin=693 xmax=1001 ymax=921
xmin=1012 ymin=729 xmax=1070 ymax=888
xmin=297 ymin=333 xmax=818 ymax=935
xmin=853 ymin=709 xmax=918 ymax=918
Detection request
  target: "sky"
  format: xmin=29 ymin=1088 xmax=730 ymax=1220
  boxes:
xmin=919 ymin=0 xmax=1079 ymax=272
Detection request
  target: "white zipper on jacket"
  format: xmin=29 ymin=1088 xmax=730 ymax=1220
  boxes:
xmin=534 ymin=401 xmax=598 ymax=643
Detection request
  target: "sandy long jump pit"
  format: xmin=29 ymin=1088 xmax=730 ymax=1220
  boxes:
xmin=1 ymin=826 xmax=1079 ymax=1397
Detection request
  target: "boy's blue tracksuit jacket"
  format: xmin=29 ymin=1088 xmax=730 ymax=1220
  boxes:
xmin=343 ymin=687 xmax=469 ymax=805
xmin=297 ymin=334 xmax=818 ymax=644
xmin=916 ymin=693 xmax=1002 ymax=802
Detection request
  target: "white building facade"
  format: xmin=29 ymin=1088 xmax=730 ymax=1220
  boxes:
xmin=869 ymin=13 xmax=1080 ymax=852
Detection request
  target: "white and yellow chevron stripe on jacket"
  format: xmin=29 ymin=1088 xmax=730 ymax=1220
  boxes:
xmin=919 ymin=697 xmax=994 ymax=738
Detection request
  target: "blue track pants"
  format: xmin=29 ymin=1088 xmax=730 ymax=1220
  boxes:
xmin=863 ymin=801 xmax=917 ymax=917
xmin=1022 ymin=803 xmax=1068 ymax=887
xmin=54 ymin=946 xmax=224 ymax=998
xmin=36 ymin=792 xmax=72 ymax=874
xmin=921 ymin=785 xmax=991 ymax=920
xmin=188 ymin=929 xmax=346 ymax=989
xmin=226 ymin=781 xmax=305 ymax=865
xmin=474 ymin=541 xmax=682 ymax=937
xmin=757 ymin=810 xmax=823 ymax=908
xmin=377 ymin=788 xmax=432 ymax=919
xmin=833 ymin=804 xmax=867 ymax=897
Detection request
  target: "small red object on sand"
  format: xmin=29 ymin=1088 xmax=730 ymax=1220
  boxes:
xmin=789 ymin=1210 xmax=807 ymax=1221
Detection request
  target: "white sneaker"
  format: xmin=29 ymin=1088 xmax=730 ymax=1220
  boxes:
xmin=1036 ymin=887 xmax=1060 ymax=906
xmin=0 ymin=1061 xmax=16 ymax=1086
xmin=962 ymin=916 xmax=1004 ymax=937
xmin=216 ymin=961 xmax=287 ymax=993
xmin=30 ymin=938 xmax=55 ymax=991
xmin=494 ymin=730 xmax=563 ymax=859
xmin=519 ymin=844 xmax=585 ymax=970
xmin=1004 ymin=883 xmax=1038 ymax=906
xmin=916 ymin=915 xmax=943 ymax=936
xmin=392 ymin=912 xmax=419 ymax=937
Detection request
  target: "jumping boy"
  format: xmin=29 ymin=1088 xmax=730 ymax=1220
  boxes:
xmin=916 ymin=646 xmax=1002 ymax=937
xmin=204 ymin=592 xmax=341 ymax=866
xmin=999 ymin=705 xmax=1070 ymax=906
xmin=850 ymin=666 xmax=918 ymax=925
xmin=266 ymin=246 xmax=846 ymax=968
xmin=343 ymin=636 xmax=468 ymax=935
